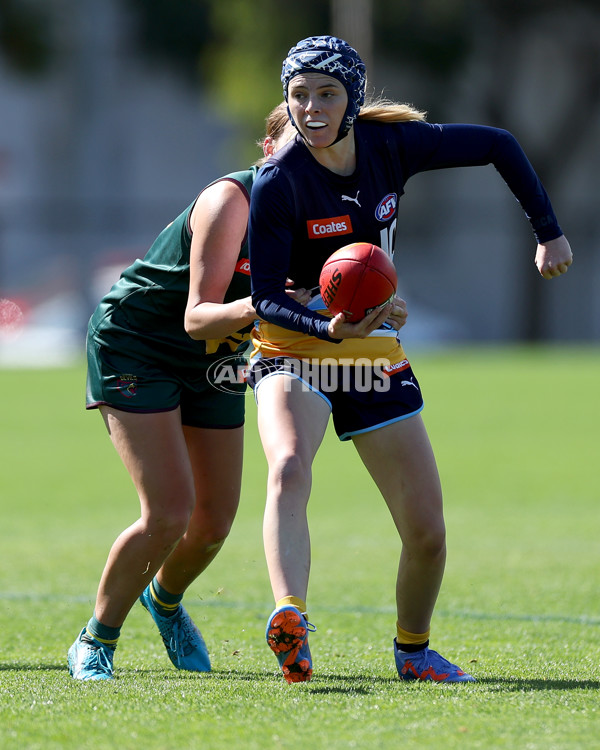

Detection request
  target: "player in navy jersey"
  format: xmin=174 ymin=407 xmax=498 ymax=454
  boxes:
xmin=67 ymin=104 xmax=304 ymax=681
xmin=247 ymin=36 xmax=572 ymax=684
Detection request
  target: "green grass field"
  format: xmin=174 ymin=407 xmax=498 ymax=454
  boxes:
xmin=1 ymin=346 xmax=598 ymax=750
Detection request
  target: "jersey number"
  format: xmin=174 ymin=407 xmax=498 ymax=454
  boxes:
xmin=379 ymin=220 xmax=397 ymax=257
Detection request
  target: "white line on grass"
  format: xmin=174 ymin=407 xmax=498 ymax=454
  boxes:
xmin=0 ymin=592 xmax=598 ymax=627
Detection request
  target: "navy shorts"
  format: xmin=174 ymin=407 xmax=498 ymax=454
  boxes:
xmin=247 ymin=357 xmax=424 ymax=441
xmin=86 ymin=328 xmax=247 ymax=429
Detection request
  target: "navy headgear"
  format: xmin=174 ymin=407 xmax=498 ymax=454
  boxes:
xmin=281 ymin=36 xmax=366 ymax=144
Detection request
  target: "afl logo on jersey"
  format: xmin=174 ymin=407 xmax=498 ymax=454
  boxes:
xmin=375 ymin=193 xmax=397 ymax=222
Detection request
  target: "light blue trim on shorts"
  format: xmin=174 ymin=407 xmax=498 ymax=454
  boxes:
xmin=338 ymin=402 xmax=424 ymax=442
xmin=251 ymin=368 xmax=333 ymax=411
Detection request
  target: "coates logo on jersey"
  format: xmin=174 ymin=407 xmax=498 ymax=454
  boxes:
xmin=382 ymin=359 xmax=410 ymax=377
xmin=375 ymin=193 xmax=397 ymax=222
xmin=235 ymin=258 xmax=251 ymax=275
xmin=307 ymin=215 xmax=353 ymax=239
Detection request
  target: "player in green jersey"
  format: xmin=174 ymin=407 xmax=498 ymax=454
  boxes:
xmin=68 ymin=104 xmax=302 ymax=681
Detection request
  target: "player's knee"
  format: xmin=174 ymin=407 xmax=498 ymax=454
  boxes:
xmin=204 ymin=536 xmax=227 ymax=556
xmin=187 ymin=527 xmax=230 ymax=552
xmin=408 ymin=523 xmax=446 ymax=560
xmin=270 ymin=451 xmax=311 ymax=492
xmin=205 ymin=517 xmax=234 ymax=545
xmin=144 ymin=501 xmax=194 ymax=545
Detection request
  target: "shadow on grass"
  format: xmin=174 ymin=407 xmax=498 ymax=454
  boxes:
xmin=474 ymin=677 xmax=600 ymax=691
xmin=2 ymin=664 xmax=598 ymax=693
xmin=0 ymin=663 xmax=66 ymax=672
xmin=304 ymin=674 xmax=600 ymax=693
xmin=116 ymin=670 xmax=600 ymax=693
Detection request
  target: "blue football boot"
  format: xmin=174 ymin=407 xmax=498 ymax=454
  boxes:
xmin=140 ymin=585 xmax=210 ymax=672
xmin=394 ymin=639 xmax=475 ymax=682
xmin=68 ymin=628 xmax=115 ymax=681
xmin=266 ymin=605 xmax=315 ymax=683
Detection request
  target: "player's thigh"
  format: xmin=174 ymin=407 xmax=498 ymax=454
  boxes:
xmin=254 ymin=373 xmax=331 ymax=468
xmin=100 ymin=405 xmax=195 ymax=515
xmin=352 ymin=413 xmax=444 ymax=536
xmin=183 ymin=424 xmax=244 ymax=526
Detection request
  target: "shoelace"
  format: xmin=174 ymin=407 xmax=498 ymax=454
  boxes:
xmin=83 ymin=642 xmax=113 ymax=675
xmin=167 ymin=613 xmax=199 ymax=664
xmin=301 ymin=613 xmax=317 ymax=634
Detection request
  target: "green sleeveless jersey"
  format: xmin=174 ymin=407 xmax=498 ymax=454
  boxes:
xmin=89 ymin=167 xmax=257 ymax=360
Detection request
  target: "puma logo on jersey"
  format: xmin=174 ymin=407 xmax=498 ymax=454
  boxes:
xmin=401 ymin=377 xmax=419 ymax=390
xmin=307 ymin=215 xmax=353 ymax=239
xmin=341 ymin=191 xmax=361 ymax=207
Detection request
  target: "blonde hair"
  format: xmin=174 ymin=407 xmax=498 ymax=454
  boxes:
xmin=358 ymin=95 xmax=427 ymax=123
xmin=255 ymin=102 xmax=294 ymax=166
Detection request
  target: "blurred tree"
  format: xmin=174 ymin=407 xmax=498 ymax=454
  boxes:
xmin=0 ymin=0 xmax=52 ymax=75
xmin=123 ymin=0 xmax=211 ymax=84
xmin=121 ymin=0 xmax=328 ymax=161
xmin=374 ymin=0 xmax=471 ymax=77
xmin=200 ymin=0 xmax=329 ymax=161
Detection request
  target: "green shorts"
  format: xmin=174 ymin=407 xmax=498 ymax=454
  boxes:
xmin=85 ymin=325 xmax=247 ymax=429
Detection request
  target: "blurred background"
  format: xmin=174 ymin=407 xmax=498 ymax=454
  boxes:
xmin=0 ymin=0 xmax=598 ymax=366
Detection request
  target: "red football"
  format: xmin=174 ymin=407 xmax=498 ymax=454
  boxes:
xmin=319 ymin=242 xmax=397 ymax=321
